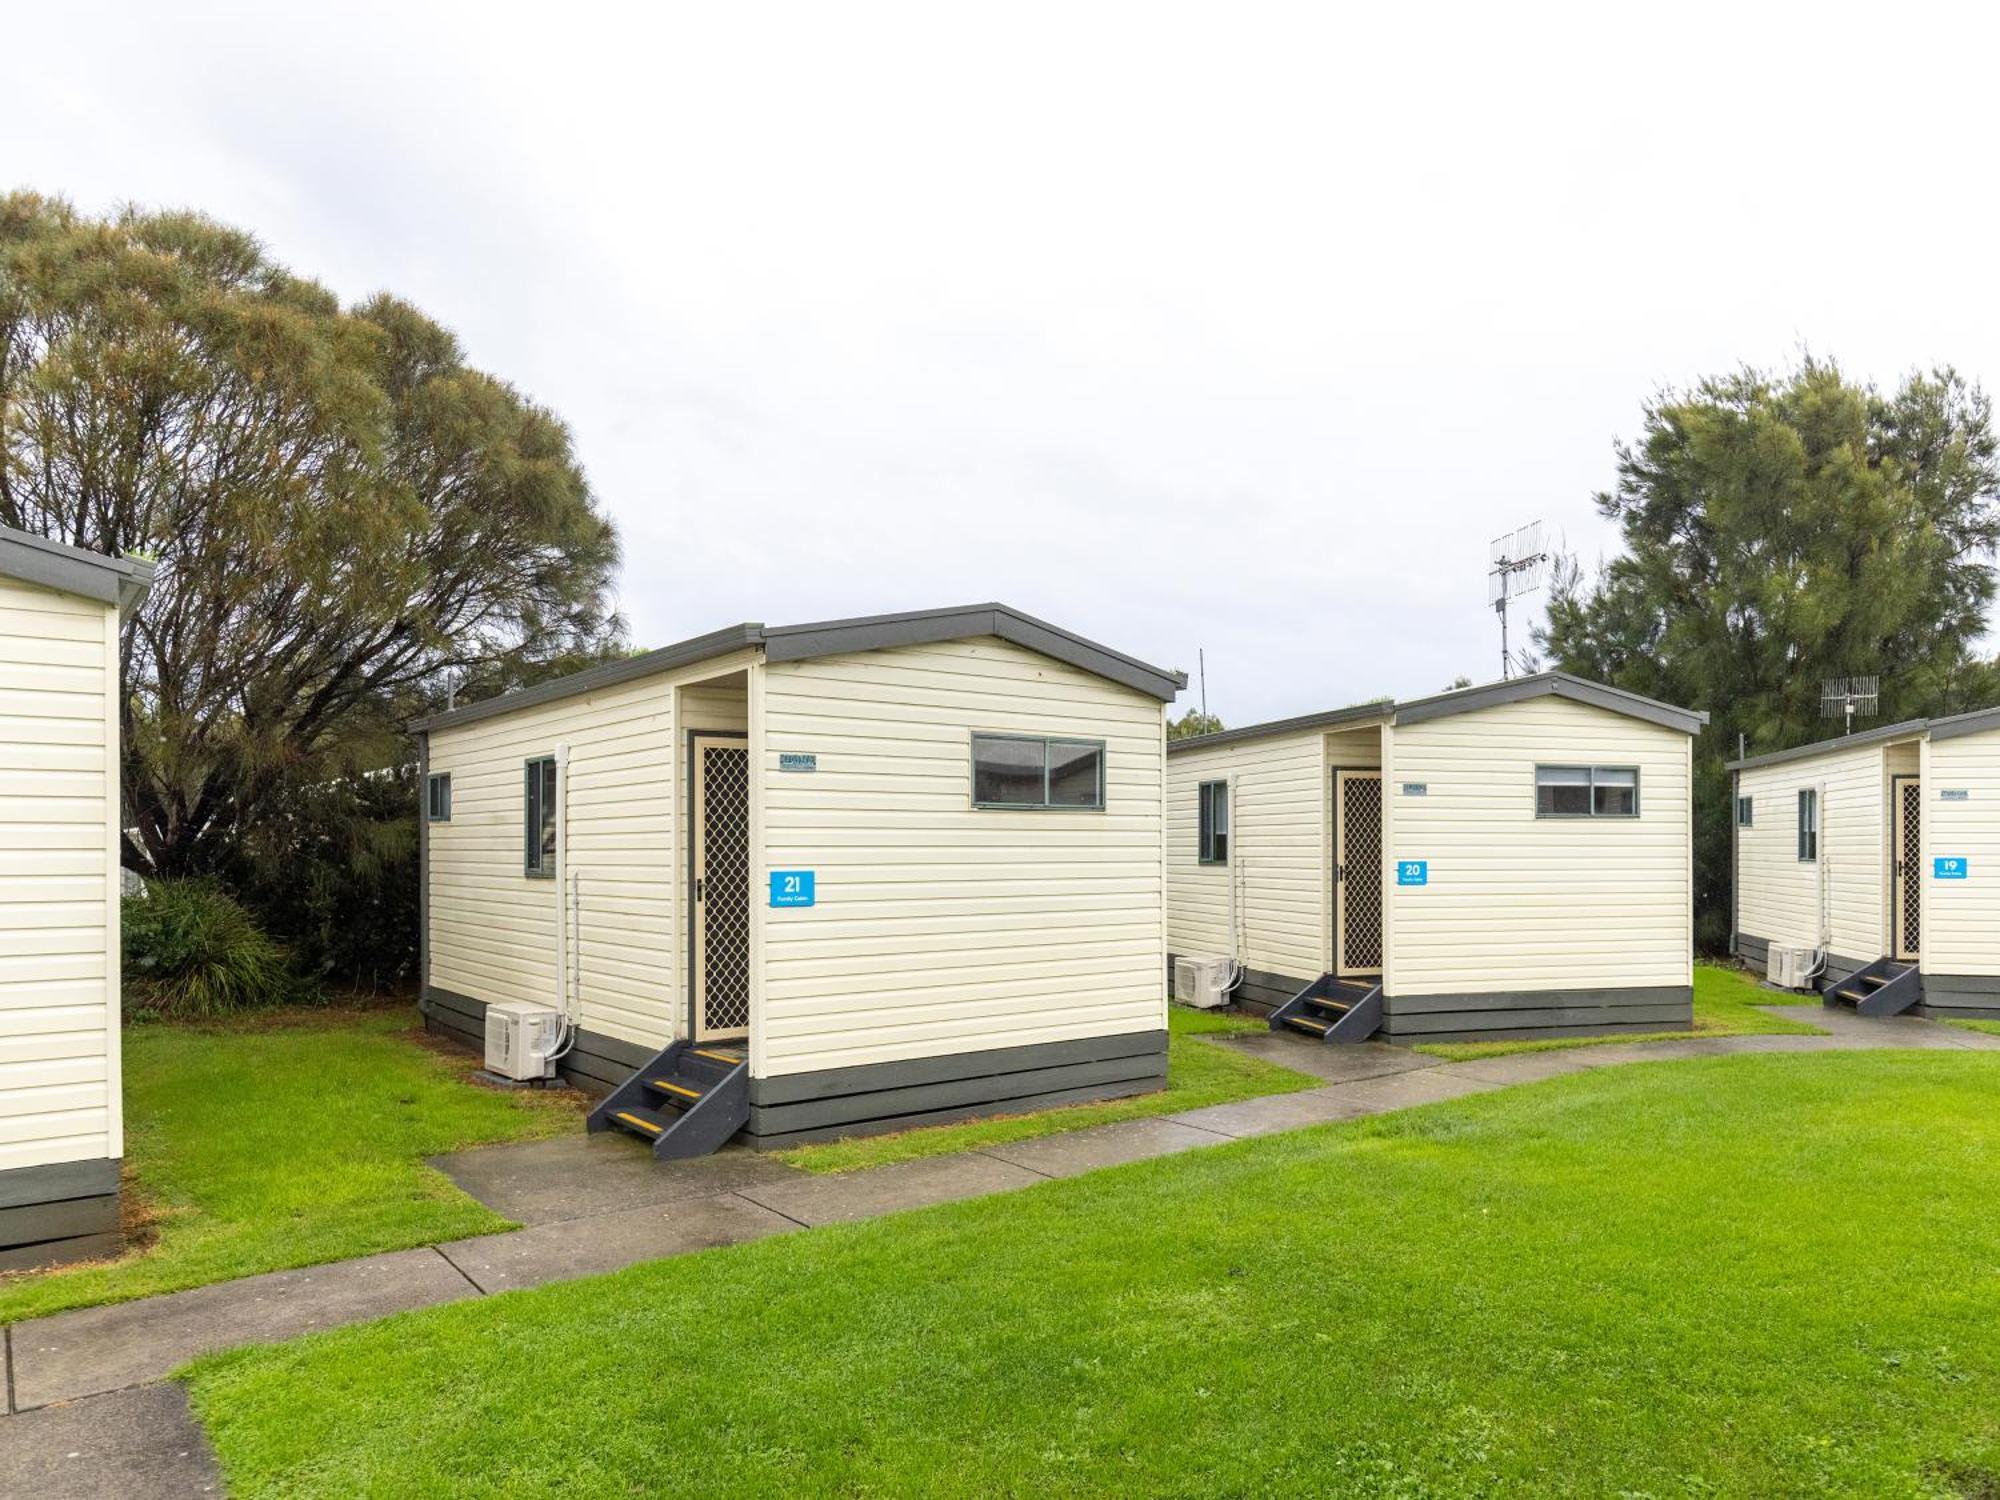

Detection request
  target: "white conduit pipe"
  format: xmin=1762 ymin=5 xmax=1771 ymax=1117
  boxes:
xmin=1221 ymin=771 xmax=1244 ymax=992
xmin=547 ymin=743 xmax=580 ymax=1062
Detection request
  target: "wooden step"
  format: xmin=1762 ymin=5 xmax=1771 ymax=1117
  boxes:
xmin=646 ymin=1078 xmax=705 ymax=1106
xmin=1285 ymin=1015 xmax=1331 ymax=1035
xmin=611 ymin=1106 xmax=669 ymax=1137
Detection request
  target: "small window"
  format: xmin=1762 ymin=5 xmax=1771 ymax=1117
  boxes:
xmin=1737 ymin=795 xmax=1753 ymax=827
xmin=1797 ymin=788 xmax=1818 ymax=862
xmin=1198 ymin=780 xmax=1229 ymax=864
xmin=524 ymin=756 xmax=558 ymax=876
xmin=971 ymin=734 xmax=1104 ymax=811
xmin=1535 ymin=765 xmax=1640 ymax=818
xmin=426 ymin=772 xmax=452 ymax=823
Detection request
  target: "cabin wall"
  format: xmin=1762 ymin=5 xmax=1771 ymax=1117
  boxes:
xmin=423 ymin=651 xmax=758 ymax=1087
xmin=0 ymin=576 xmax=123 ymax=1269
xmin=1919 ymin=728 xmax=2000 ymax=1017
xmin=749 ymin=636 xmax=1167 ymax=1143
xmin=1734 ymin=742 xmax=1892 ymax=977
xmin=1381 ymin=694 xmax=1693 ymax=1040
xmin=1165 ymin=725 xmax=1337 ymax=1010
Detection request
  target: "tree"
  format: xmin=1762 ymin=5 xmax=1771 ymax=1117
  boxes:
xmin=1168 ymin=707 xmax=1224 ymax=740
xmin=1539 ymin=358 xmax=2000 ymax=949
xmin=0 ymin=193 xmax=623 ymax=877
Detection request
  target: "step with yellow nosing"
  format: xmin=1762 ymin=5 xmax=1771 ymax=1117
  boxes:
xmin=616 ymin=1111 xmax=663 ymax=1135
xmin=650 ymin=1080 xmax=703 ymax=1100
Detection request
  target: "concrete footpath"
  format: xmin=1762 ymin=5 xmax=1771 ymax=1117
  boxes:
xmin=4 ymin=1007 xmax=1995 ymax=1496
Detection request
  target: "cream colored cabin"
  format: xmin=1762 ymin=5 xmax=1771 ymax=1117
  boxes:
xmin=0 ymin=526 xmax=153 ymax=1270
xmin=1730 ymin=711 xmax=2000 ymax=1019
xmin=416 ymin=605 xmax=1183 ymax=1148
xmin=1167 ymin=673 xmax=1703 ymax=1042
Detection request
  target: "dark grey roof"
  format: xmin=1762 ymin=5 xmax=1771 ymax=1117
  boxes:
xmin=411 ymin=603 xmax=1188 ymax=732
xmin=1168 ymin=671 xmax=1707 ymax=755
xmin=1724 ymin=707 xmax=2000 ymax=769
xmin=0 ymin=524 xmax=156 ymax=611
xmin=1925 ymin=704 xmax=2000 ymax=744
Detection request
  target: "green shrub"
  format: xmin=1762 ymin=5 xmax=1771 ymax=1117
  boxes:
xmin=123 ymin=879 xmax=312 ymax=1020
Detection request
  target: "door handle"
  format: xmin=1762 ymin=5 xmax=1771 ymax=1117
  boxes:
xmin=695 ymin=877 xmax=704 ymax=902
xmin=1336 ymin=864 xmax=1346 ymax=884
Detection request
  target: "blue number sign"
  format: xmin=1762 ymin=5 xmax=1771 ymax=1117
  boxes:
xmin=1396 ymin=860 xmax=1429 ymax=887
xmin=769 ymin=870 xmax=817 ymax=907
xmin=1934 ymin=857 xmax=1969 ymax=881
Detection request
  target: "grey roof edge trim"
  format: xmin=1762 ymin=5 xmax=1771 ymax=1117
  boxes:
xmin=760 ymin=602 xmax=1188 ymax=701
xmin=0 ymin=524 xmax=157 ymax=612
xmin=411 ymin=601 xmax=1188 ymax=733
xmin=1725 ymin=718 xmax=1931 ymax=772
xmin=1167 ymin=701 xmax=1394 ymax=753
xmin=1925 ymin=704 xmax=2000 ymax=743
xmin=1393 ymin=673 xmax=1708 ymax=735
xmin=409 ymin=624 xmax=765 ymax=732
xmin=1168 ymin=671 xmax=1704 ymax=756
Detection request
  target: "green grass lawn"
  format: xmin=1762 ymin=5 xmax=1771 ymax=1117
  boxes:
xmin=1412 ymin=961 xmax=1826 ymax=1061
xmin=775 ymin=1005 xmax=1319 ymax=1173
xmin=0 ymin=1007 xmax=581 ymax=1324
xmin=185 ymin=1050 xmax=2000 ymax=1497
xmin=1951 ymin=1019 xmax=2000 ymax=1037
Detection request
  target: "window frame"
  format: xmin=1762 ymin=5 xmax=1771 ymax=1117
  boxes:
xmin=1736 ymin=794 xmax=1753 ymax=828
xmin=425 ymin=771 xmax=452 ymax=823
xmin=1198 ymin=779 xmax=1229 ymax=865
xmin=1533 ymin=764 xmax=1642 ymax=820
xmin=968 ymin=732 xmax=1106 ymax=812
xmin=523 ymin=755 xmax=558 ymax=878
xmin=1797 ymin=787 xmax=1818 ymax=863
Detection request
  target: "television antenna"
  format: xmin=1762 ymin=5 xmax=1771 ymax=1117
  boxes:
xmin=1487 ymin=522 xmax=1551 ymax=680
xmin=1821 ymin=676 xmax=1880 ymax=737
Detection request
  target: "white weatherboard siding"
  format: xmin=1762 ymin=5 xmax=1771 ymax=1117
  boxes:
xmin=1922 ymin=729 xmax=2000 ymax=976
xmin=758 ymin=637 xmax=1166 ymax=1077
xmin=1735 ymin=742 xmax=1895 ymax=959
xmin=425 ymin=651 xmax=757 ymax=1051
xmin=0 ymin=577 xmax=118 ymax=1172
xmin=1167 ymin=726 xmax=1337 ymax=983
xmin=1385 ymin=695 xmax=1691 ymax=995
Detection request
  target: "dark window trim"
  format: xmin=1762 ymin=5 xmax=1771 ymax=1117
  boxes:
xmin=1736 ymin=794 xmax=1753 ymax=827
xmin=1197 ymin=779 xmax=1229 ymax=864
xmin=524 ymin=755 xmax=558 ymax=878
xmin=1797 ymin=787 xmax=1818 ymax=863
xmin=969 ymin=732 xmax=1107 ymax=812
xmin=1533 ymin=763 xmax=1642 ymax=819
xmin=426 ymin=771 xmax=452 ymax=823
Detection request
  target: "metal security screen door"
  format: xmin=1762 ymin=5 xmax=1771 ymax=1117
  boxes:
xmin=692 ymin=736 xmax=751 ymax=1041
xmin=1335 ymin=770 xmax=1384 ymax=975
xmin=1893 ymin=776 xmax=1921 ymax=961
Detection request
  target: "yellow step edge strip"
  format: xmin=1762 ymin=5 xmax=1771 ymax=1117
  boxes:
xmin=615 ymin=1111 xmax=662 ymax=1135
xmin=690 ymin=1049 xmax=743 ymax=1064
xmin=651 ymin=1081 xmax=702 ymax=1100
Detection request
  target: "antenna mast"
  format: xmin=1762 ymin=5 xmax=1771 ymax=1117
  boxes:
xmin=1821 ymin=676 xmax=1880 ymax=737
xmin=1487 ymin=522 xmax=1551 ymax=680
xmin=1198 ymin=649 xmax=1208 ymax=720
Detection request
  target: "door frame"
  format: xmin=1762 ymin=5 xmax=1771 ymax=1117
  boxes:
xmin=1891 ymin=773 xmax=1922 ymax=962
xmin=1333 ymin=767 xmax=1384 ymax=977
xmin=686 ymin=729 xmax=751 ymax=1043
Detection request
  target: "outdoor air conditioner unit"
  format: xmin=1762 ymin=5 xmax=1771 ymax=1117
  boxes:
xmin=484 ymin=1000 xmax=563 ymax=1082
xmin=1765 ymin=945 xmax=1819 ymax=992
xmin=1174 ymin=955 xmax=1234 ymax=1009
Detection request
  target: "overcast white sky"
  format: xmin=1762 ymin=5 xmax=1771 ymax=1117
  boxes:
xmin=10 ymin=2 xmax=1997 ymax=724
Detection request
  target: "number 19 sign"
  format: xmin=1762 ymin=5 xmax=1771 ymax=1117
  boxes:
xmin=769 ymin=870 xmax=816 ymax=907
